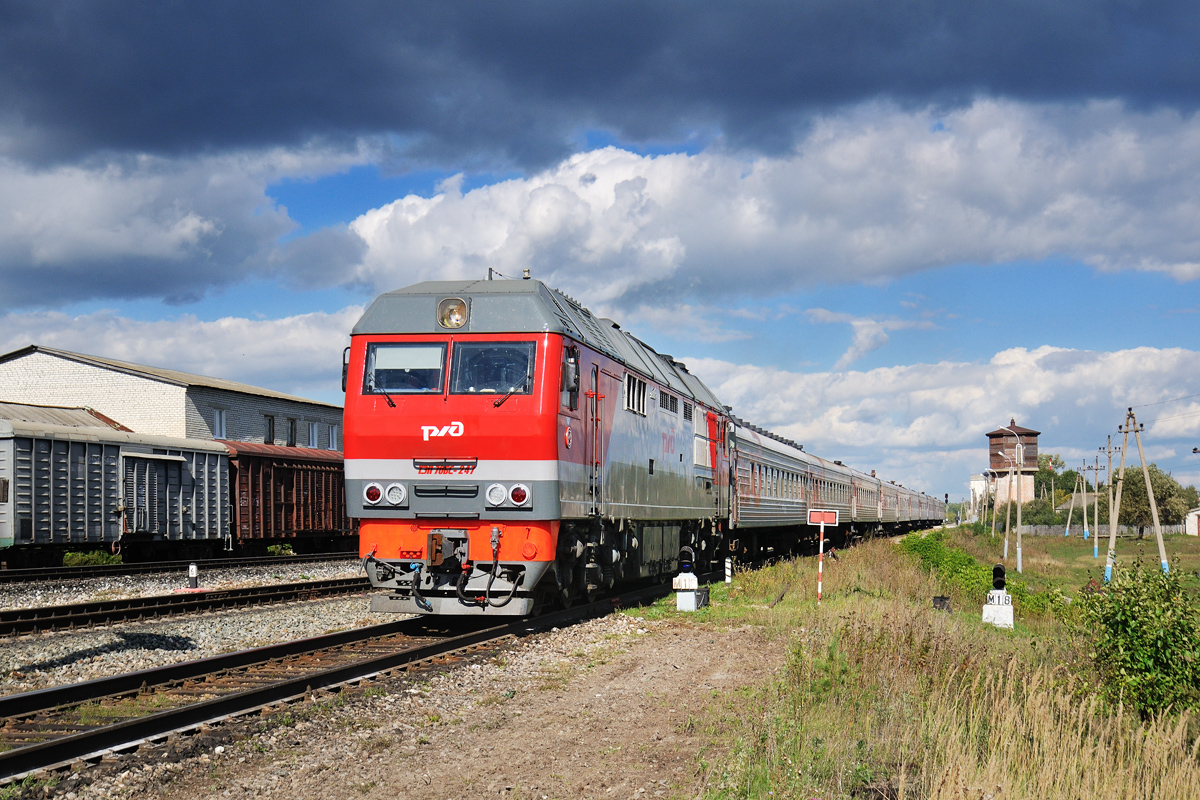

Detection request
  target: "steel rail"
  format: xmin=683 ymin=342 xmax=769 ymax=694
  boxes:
xmin=0 ymin=576 xmax=371 ymax=636
xmin=0 ymin=553 xmax=359 ymax=585
xmin=0 ymin=580 xmax=676 ymax=782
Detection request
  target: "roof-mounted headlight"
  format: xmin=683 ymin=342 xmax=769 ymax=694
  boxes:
xmin=437 ymin=297 xmax=468 ymax=329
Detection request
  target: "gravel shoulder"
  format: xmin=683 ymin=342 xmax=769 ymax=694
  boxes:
xmin=0 ymin=558 xmax=362 ymax=611
xmin=39 ymin=610 xmax=782 ymax=800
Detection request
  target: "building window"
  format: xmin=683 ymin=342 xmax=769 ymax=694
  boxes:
xmin=264 ymin=415 xmax=275 ymax=445
xmin=683 ymin=402 xmax=693 ymax=422
xmin=212 ymin=409 xmax=227 ymax=439
xmin=286 ymin=418 xmax=297 ymax=447
xmin=329 ymin=424 xmax=340 ymax=450
xmin=308 ymin=421 xmax=318 ymax=448
xmin=624 ymin=373 xmax=647 ymax=415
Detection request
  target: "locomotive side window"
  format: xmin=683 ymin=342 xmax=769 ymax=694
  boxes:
xmin=450 ymin=341 xmax=536 ymax=394
xmin=624 ymin=374 xmax=647 ymax=415
xmin=561 ymin=345 xmax=580 ymax=410
xmin=364 ymin=343 xmax=447 ymax=394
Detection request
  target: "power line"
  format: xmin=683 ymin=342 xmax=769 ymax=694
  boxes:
xmin=1133 ymin=391 xmax=1200 ymax=409
xmin=1146 ymin=408 xmax=1200 ymax=424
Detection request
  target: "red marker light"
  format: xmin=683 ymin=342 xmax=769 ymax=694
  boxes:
xmin=509 ymin=484 xmax=528 ymax=505
xmin=365 ymin=485 xmax=382 ymax=503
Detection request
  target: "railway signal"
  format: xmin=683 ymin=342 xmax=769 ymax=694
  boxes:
xmin=808 ymin=509 xmax=838 ymax=604
xmin=983 ymin=563 xmax=1013 ymax=629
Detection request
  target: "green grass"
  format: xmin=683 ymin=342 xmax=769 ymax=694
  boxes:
xmin=677 ymin=534 xmax=1200 ymax=799
xmin=948 ymin=525 xmax=1200 ymax=597
xmin=62 ymin=550 xmax=122 ymax=566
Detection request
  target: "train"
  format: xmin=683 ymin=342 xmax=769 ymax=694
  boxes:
xmin=0 ymin=402 xmax=355 ymax=567
xmin=346 ymin=277 xmax=945 ymax=616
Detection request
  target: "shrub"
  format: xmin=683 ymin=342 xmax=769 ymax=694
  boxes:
xmin=266 ymin=543 xmax=295 ymax=556
xmin=62 ymin=550 xmax=122 ymax=566
xmin=1074 ymin=560 xmax=1200 ymax=716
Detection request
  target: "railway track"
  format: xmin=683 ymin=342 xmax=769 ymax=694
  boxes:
xmin=0 ymin=576 xmax=371 ymax=637
xmin=0 ymin=580 xmax=677 ymax=783
xmin=0 ymin=553 xmax=359 ymax=585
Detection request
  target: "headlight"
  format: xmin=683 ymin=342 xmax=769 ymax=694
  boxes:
xmin=509 ymin=483 xmax=529 ymax=506
xmin=485 ymin=483 xmax=507 ymax=506
xmin=364 ymin=483 xmax=383 ymax=505
xmin=385 ymin=483 xmax=406 ymax=505
xmin=437 ymin=297 xmax=468 ymax=329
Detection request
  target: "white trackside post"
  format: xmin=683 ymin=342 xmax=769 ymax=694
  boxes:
xmin=725 ymin=557 xmax=732 ymax=584
xmin=817 ymin=522 xmax=825 ymax=605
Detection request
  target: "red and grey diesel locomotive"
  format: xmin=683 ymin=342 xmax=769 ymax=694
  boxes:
xmin=344 ymin=278 xmax=944 ymax=616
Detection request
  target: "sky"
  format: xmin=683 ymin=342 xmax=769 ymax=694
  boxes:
xmin=3 ymin=1 xmax=1200 ymax=500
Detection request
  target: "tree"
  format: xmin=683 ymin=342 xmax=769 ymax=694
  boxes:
xmin=1034 ymin=452 xmax=1067 ymax=501
xmin=1115 ymin=463 xmax=1190 ymax=535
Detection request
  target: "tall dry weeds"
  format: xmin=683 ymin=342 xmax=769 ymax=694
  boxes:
xmin=704 ymin=540 xmax=1200 ymax=799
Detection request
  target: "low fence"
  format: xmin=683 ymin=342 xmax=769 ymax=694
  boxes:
xmin=1008 ymin=523 xmax=1186 ymax=537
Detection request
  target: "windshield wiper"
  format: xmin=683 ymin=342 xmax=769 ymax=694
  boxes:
xmin=367 ymin=378 xmax=397 ymax=408
xmin=493 ymin=373 xmax=531 ymax=408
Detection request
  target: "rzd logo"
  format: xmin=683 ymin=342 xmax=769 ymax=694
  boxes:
xmin=421 ymin=421 xmax=464 ymax=441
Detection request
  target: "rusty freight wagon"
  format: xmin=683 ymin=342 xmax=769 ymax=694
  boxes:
xmin=220 ymin=441 xmax=356 ymax=555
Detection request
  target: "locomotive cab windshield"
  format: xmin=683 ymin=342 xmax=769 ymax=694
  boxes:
xmin=450 ymin=341 xmax=535 ymax=395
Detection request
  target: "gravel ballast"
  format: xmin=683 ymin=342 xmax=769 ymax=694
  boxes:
xmin=1 ymin=593 xmax=393 ymax=696
xmin=0 ymin=558 xmax=362 ymax=611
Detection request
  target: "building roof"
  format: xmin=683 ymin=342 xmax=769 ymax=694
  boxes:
xmin=0 ymin=401 xmax=134 ymax=431
xmin=986 ymin=418 xmax=1041 ymax=438
xmin=219 ymin=440 xmax=343 ymax=463
xmin=0 ymin=345 xmax=341 ymax=410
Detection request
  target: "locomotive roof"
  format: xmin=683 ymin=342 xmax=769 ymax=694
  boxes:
xmin=353 ymin=279 xmax=725 ymax=411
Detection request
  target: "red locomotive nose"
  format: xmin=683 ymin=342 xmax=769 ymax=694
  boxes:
xmin=365 ymin=485 xmax=382 ymax=503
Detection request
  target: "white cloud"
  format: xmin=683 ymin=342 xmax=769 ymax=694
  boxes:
xmin=685 ymin=345 xmax=1200 ymax=496
xmin=345 ymin=100 xmax=1200 ymax=307
xmin=0 ymin=144 xmax=370 ymax=308
xmin=0 ymin=307 xmax=362 ymax=402
xmin=805 ymin=308 xmax=935 ymax=368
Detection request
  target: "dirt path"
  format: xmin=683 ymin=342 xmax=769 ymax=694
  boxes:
xmin=53 ymin=612 xmax=782 ymax=800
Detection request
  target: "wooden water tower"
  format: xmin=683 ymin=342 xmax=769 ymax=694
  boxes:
xmin=985 ymin=418 xmax=1039 ymax=505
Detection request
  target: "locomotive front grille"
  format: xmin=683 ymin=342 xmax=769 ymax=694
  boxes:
xmin=413 ymin=484 xmax=479 ymax=498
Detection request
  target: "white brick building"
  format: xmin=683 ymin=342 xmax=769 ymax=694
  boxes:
xmin=0 ymin=346 xmax=342 ymax=449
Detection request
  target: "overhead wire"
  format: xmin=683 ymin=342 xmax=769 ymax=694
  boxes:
xmin=1132 ymin=391 xmax=1200 ymax=409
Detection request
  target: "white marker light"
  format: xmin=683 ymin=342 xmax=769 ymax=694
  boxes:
xmin=485 ymin=483 xmax=507 ymax=506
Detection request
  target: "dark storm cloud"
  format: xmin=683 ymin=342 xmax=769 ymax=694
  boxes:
xmin=2 ymin=0 xmax=1199 ymax=168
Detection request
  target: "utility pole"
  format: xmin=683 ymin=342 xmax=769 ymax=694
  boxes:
xmin=1080 ymin=459 xmax=1090 ymax=541
xmin=1065 ymin=474 xmax=1084 ymax=537
xmin=987 ymin=469 xmax=999 ymax=539
xmin=1000 ymin=454 xmax=1015 ymax=562
xmin=1126 ymin=408 xmax=1168 ymax=573
xmin=1092 ymin=456 xmax=1103 ymax=559
xmin=998 ymin=424 xmax=1026 ymax=574
xmin=1105 ymin=430 xmax=1128 ymax=583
